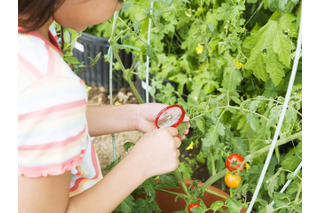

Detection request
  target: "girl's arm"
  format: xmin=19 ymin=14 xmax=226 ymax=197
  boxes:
xmin=86 ymin=103 xmax=190 ymax=137
xmin=19 ymin=127 xmax=181 ymax=213
xmin=86 ymin=104 xmax=142 ymax=136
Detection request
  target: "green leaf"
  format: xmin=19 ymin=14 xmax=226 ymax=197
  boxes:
xmin=243 ymin=15 xmax=295 ymax=86
xmin=120 ymin=195 xmax=136 ymax=213
xmin=210 ymin=200 xmax=224 ymax=211
xmin=134 ymin=198 xmax=154 ymax=213
xmin=222 ymin=54 xmax=243 ymax=91
xmin=216 ymin=122 xmax=225 ymax=136
xmin=178 ymin=162 xmax=193 ymax=180
xmin=266 ymin=168 xmax=282 ymax=197
xmin=273 ymin=192 xmax=291 ymax=208
xmin=63 ymin=28 xmax=71 ymax=44
xmin=123 ymin=142 xmax=135 ymax=152
xmin=63 ymin=56 xmax=80 ymax=64
xmin=114 ymin=43 xmax=141 ymax=51
xmin=266 ymin=51 xmax=286 ymax=86
xmin=177 ymin=122 xmax=188 ymax=137
xmin=292 ymin=204 xmax=302 ymax=213
xmin=216 ymin=3 xmax=233 ymax=21
xmin=142 ymin=179 xmax=156 ymax=202
xmin=281 ymin=142 xmax=302 ymax=171
xmin=202 ymin=126 xmax=219 ymax=151
xmin=158 ymin=174 xmax=179 ymax=188
xmin=225 ymin=198 xmax=242 ymax=212
xmin=246 ymin=113 xmax=260 ymax=132
xmin=195 ymin=117 xmax=205 ymax=134
xmin=104 ymin=158 xmax=120 ymax=173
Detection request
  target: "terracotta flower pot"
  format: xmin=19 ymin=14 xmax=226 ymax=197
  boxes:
xmin=154 ymin=179 xmax=246 ymax=213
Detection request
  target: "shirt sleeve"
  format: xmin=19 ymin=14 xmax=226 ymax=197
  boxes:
xmin=18 ymin=75 xmax=89 ymax=177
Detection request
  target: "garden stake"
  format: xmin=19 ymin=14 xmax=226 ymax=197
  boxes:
xmin=270 ymin=161 xmax=302 ymax=206
xmin=246 ymin=13 xmax=302 ymax=213
xmin=145 ymin=0 xmax=154 ymax=103
xmin=109 ymin=11 xmax=118 ymax=161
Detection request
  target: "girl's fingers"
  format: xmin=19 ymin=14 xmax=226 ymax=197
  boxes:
xmin=165 ymin=127 xmax=179 ymax=137
xmin=183 ymin=115 xmax=190 ymax=122
xmin=174 ymin=137 xmax=181 ymax=148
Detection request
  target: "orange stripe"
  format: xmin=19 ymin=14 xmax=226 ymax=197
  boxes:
xmin=18 ymin=53 xmax=43 ymax=78
xmin=18 ymin=99 xmax=87 ymax=121
xmin=18 ymin=126 xmax=86 ymax=151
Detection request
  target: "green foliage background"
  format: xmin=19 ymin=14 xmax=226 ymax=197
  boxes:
xmin=73 ymin=0 xmax=303 ymax=212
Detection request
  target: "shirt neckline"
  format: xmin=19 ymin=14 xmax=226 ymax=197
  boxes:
xmin=18 ymin=26 xmax=62 ymax=56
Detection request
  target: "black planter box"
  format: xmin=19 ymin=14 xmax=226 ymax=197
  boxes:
xmin=73 ymin=32 xmax=133 ymax=91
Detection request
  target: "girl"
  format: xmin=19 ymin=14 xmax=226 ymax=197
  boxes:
xmin=18 ymin=0 xmax=189 ymax=212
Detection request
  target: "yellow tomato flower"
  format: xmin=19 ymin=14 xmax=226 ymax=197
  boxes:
xmin=196 ymin=44 xmax=204 ymax=54
xmin=245 ymin=163 xmax=251 ymax=172
xmin=234 ymin=60 xmax=244 ymax=68
xmin=186 ymin=141 xmax=194 ymax=150
xmin=185 ymin=8 xmax=192 ymax=17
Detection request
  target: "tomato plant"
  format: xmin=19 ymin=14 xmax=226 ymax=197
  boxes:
xmin=62 ymin=0 xmax=302 ymax=212
xmin=226 ymin=153 xmax=245 ymax=173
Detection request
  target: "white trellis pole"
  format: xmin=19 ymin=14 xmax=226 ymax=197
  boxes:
xmin=109 ymin=11 xmax=118 ymax=161
xmin=246 ymin=14 xmax=302 ymax=213
xmin=270 ymin=161 xmax=302 ymax=207
xmin=145 ymin=0 xmax=154 ymax=103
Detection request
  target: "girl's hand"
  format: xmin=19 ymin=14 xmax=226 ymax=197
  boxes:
xmin=136 ymin=103 xmax=190 ymax=140
xmin=129 ymin=127 xmax=181 ymax=178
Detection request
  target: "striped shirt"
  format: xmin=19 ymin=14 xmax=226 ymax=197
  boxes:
xmin=18 ymin=26 xmax=102 ymax=197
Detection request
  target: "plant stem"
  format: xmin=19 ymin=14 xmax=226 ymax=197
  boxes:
xmin=246 ymin=131 xmax=302 ymax=162
xmin=174 ymin=169 xmax=191 ymax=197
xmin=109 ymin=12 xmax=118 ymax=44
xmin=209 ymin=152 xmax=216 ymax=176
xmin=112 ymin=49 xmax=144 ymax=104
xmin=201 ymin=168 xmax=229 ymax=191
xmin=126 ymin=75 xmax=144 ymax=104
xmin=205 ymin=188 xmax=228 ymax=199
xmin=201 ymin=131 xmax=302 ymax=190
xmin=154 ymin=187 xmax=188 ymax=199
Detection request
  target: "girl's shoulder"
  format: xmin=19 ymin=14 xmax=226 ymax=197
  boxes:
xmin=18 ymin=28 xmax=82 ymax=95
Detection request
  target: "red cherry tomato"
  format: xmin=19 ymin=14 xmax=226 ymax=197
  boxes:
xmin=188 ymin=202 xmax=201 ymax=213
xmin=224 ymin=172 xmax=241 ymax=188
xmin=226 ymin=153 xmax=245 ymax=172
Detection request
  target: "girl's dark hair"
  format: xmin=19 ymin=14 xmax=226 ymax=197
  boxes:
xmin=18 ymin=0 xmax=65 ymax=32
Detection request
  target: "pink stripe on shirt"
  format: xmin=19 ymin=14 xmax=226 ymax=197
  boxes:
xmin=46 ymin=43 xmax=55 ymax=76
xmin=70 ymin=143 xmax=100 ymax=191
xmin=18 ymin=151 xmax=85 ymax=177
xmin=19 ymin=99 xmax=87 ymax=121
xmin=18 ymin=126 xmax=87 ymax=151
xmin=19 ymin=53 xmax=44 ymax=78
